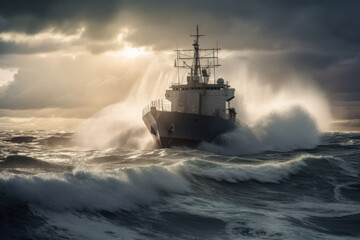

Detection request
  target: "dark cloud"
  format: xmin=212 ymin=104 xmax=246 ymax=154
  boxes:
xmin=1 ymin=1 xmax=360 ymax=55
xmin=0 ymin=0 xmax=122 ymax=36
xmin=316 ymin=55 xmax=360 ymax=93
xmin=0 ymin=41 xmax=60 ymax=55
xmin=120 ymin=0 xmax=360 ymax=53
xmin=0 ymin=0 xmax=360 ymax=128
xmin=0 ymin=1 xmax=359 ymax=51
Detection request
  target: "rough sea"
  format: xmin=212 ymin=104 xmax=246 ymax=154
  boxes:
xmin=0 ymin=130 xmax=359 ymax=240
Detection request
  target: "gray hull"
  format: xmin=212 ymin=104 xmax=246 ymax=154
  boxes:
xmin=143 ymin=109 xmax=237 ymax=148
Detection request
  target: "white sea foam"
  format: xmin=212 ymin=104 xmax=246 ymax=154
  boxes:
xmin=200 ymin=106 xmax=319 ymax=155
xmin=74 ymin=102 xmax=153 ymax=150
xmin=0 ymin=165 xmax=190 ymax=211
xmin=177 ymin=154 xmax=328 ymax=183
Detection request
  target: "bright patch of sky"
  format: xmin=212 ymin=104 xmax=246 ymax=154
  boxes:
xmin=0 ymin=68 xmax=18 ymax=88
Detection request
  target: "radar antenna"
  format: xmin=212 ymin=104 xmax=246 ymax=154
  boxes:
xmin=174 ymin=25 xmax=221 ymax=84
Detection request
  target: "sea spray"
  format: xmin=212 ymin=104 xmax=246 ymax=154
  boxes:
xmin=74 ymin=51 xmax=329 ymax=152
xmin=176 ymin=155 xmax=311 ymax=183
xmin=219 ymin=52 xmax=332 ymax=130
xmin=74 ymin=54 xmax=175 ymax=149
xmin=0 ymin=165 xmax=190 ymax=211
xmin=200 ymin=106 xmax=319 ymax=155
xmin=75 ymin=102 xmax=152 ymax=149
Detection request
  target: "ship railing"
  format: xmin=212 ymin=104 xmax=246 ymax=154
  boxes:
xmin=142 ymin=99 xmax=171 ymax=116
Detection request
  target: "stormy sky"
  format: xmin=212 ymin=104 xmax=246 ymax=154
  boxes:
xmin=0 ymin=0 xmax=359 ymax=130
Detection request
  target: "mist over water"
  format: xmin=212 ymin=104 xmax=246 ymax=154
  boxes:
xmin=75 ymin=102 xmax=152 ymax=149
xmin=75 ymin=52 xmax=329 ymax=155
xmin=200 ymin=106 xmax=319 ymax=155
xmin=75 ymin=56 xmax=175 ymax=149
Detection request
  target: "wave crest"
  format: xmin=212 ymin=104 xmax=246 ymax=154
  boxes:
xmin=177 ymin=154 xmax=341 ymax=183
xmin=0 ymin=165 xmax=190 ymax=211
xmin=199 ymin=106 xmax=319 ymax=155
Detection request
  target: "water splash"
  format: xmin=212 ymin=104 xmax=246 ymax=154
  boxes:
xmin=200 ymin=106 xmax=319 ymax=155
xmin=75 ymin=54 xmax=175 ymax=149
xmin=75 ymin=52 xmax=329 ymax=152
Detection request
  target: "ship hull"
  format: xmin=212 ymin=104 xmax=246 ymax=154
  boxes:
xmin=143 ymin=110 xmax=237 ymax=148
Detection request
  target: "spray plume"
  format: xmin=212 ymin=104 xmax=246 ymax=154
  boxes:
xmin=75 ymin=52 xmax=330 ymax=154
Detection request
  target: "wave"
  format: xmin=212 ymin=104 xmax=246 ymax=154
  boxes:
xmin=0 ymin=151 xmax=356 ymax=213
xmin=177 ymin=154 xmax=358 ymax=184
xmin=1 ymin=155 xmax=50 ymax=168
xmin=4 ymin=136 xmax=36 ymax=143
xmin=38 ymin=135 xmax=74 ymax=147
xmin=0 ymin=155 xmax=73 ymax=172
xmin=0 ymin=165 xmax=189 ymax=211
xmin=199 ymin=106 xmax=319 ymax=155
xmin=177 ymin=156 xmax=308 ymax=183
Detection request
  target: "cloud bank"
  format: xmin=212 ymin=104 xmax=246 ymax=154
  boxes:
xmin=0 ymin=0 xmax=359 ymax=130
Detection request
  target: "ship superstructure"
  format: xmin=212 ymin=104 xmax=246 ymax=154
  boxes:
xmin=142 ymin=26 xmax=237 ymax=148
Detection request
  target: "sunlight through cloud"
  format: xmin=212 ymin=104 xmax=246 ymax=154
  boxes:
xmin=106 ymin=45 xmax=152 ymax=59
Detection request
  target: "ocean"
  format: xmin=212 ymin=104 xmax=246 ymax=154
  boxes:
xmin=0 ymin=130 xmax=359 ymax=239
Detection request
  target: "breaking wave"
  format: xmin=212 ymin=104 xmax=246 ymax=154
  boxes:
xmin=177 ymin=154 xmax=354 ymax=184
xmin=200 ymin=106 xmax=319 ymax=155
xmin=0 ymin=166 xmax=189 ymax=211
xmin=0 ymin=153 xmax=347 ymax=212
xmin=1 ymin=129 xmax=359 ymax=240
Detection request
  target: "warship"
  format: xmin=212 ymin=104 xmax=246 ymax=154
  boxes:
xmin=142 ymin=26 xmax=238 ymax=148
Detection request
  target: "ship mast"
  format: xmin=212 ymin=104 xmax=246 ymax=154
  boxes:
xmin=174 ymin=25 xmax=221 ymax=85
xmin=190 ymin=25 xmax=204 ymax=77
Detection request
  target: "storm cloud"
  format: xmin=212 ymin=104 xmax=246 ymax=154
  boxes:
xmin=0 ymin=0 xmax=359 ymax=130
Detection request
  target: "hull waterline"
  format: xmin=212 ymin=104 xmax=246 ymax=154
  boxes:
xmin=143 ymin=110 xmax=237 ymax=148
